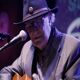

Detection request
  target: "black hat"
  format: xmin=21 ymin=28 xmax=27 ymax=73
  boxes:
xmin=14 ymin=0 xmax=57 ymax=24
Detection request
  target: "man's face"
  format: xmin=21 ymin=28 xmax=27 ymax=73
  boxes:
xmin=25 ymin=14 xmax=51 ymax=50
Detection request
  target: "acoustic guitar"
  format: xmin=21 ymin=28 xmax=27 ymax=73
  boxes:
xmin=12 ymin=73 xmax=32 ymax=80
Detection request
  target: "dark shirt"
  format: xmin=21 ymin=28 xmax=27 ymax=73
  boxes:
xmin=33 ymin=28 xmax=63 ymax=76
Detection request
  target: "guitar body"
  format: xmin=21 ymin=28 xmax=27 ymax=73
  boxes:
xmin=12 ymin=73 xmax=32 ymax=80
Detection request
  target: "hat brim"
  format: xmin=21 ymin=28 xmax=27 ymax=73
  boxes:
xmin=14 ymin=7 xmax=58 ymax=25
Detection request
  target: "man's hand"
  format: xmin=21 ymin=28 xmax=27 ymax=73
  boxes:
xmin=32 ymin=73 xmax=40 ymax=80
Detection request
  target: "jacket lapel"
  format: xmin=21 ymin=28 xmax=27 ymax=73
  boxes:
xmin=55 ymin=35 xmax=79 ymax=79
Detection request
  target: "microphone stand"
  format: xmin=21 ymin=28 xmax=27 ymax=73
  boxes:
xmin=0 ymin=43 xmax=10 ymax=52
xmin=0 ymin=38 xmax=21 ymax=53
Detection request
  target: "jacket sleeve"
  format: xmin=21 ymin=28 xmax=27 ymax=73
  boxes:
xmin=0 ymin=41 xmax=33 ymax=80
xmin=0 ymin=52 xmax=24 ymax=80
xmin=71 ymin=45 xmax=80 ymax=79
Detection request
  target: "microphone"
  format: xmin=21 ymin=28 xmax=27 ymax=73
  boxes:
xmin=0 ymin=30 xmax=27 ymax=52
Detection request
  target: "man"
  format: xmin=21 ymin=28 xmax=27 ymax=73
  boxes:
xmin=0 ymin=0 xmax=80 ymax=80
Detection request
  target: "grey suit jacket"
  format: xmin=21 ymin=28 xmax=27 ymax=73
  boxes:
xmin=0 ymin=31 xmax=80 ymax=80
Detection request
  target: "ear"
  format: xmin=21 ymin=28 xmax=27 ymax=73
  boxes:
xmin=49 ymin=13 xmax=55 ymax=26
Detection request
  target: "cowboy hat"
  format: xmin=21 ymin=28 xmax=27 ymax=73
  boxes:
xmin=14 ymin=0 xmax=58 ymax=25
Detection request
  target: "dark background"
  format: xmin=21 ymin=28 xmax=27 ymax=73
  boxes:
xmin=0 ymin=0 xmax=24 ymax=69
xmin=0 ymin=0 xmax=80 ymax=69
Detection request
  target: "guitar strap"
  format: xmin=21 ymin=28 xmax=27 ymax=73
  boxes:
xmin=31 ymin=47 xmax=38 ymax=74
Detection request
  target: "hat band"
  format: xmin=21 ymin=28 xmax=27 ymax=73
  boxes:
xmin=23 ymin=7 xmax=49 ymax=21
